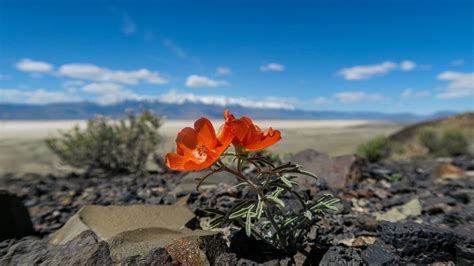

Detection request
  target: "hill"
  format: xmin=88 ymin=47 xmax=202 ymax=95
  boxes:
xmin=389 ymin=112 xmax=474 ymax=158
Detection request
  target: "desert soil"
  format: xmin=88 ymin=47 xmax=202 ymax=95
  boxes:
xmin=0 ymin=119 xmax=403 ymax=176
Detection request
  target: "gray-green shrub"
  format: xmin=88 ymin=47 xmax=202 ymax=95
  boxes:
xmin=46 ymin=110 xmax=162 ymax=174
xmin=419 ymin=128 xmax=468 ymax=157
xmin=356 ymin=136 xmax=393 ymax=162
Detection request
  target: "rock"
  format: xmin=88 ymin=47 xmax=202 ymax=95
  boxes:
xmin=49 ymin=204 xmax=225 ymax=263
xmin=171 ymin=170 xmax=239 ymax=194
xmin=291 ymin=149 xmax=362 ymax=190
xmin=434 ymin=164 xmax=465 ymax=180
xmin=352 ymin=236 xmax=377 ymax=247
xmin=165 ymin=232 xmax=227 ymax=265
xmin=379 ymin=221 xmax=459 ymax=264
xmin=319 ymin=246 xmax=364 ymax=266
xmin=50 ymin=204 xmax=196 ymax=244
xmin=215 ymin=253 xmax=239 ymax=265
xmin=0 ymin=231 xmax=112 ymax=265
xmin=361 ymin=241 xmax=398 ymax=265
xmin=375 ymin=198 xmax=422 ymax=222
xmin=0 ymin=191 xmax=34 ymax=241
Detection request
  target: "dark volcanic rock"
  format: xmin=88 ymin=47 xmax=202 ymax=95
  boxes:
xmin=379 ymin=221 xmax=459 ymax=264
xmin=292 ymin=149 xmax=362 ymax=190
xmin=0 ymin=191 xmax=34 ymax=241
xmin=319 ymin=246 xmax=364 ymax=266
xmin=0 ymin=231 xmax=112 ymax=265
xmin=362 ymin=241 xmax=398 ymax=265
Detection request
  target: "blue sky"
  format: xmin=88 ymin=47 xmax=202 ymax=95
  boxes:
xmin=0 ymin=0 xmax=473 ymax=114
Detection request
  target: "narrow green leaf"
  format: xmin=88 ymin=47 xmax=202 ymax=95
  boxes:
xmin=255 ymin=200 xmax=265 ymax=219
xmin=298 ymin=170 xmax=319 ymax=179
xmin=268 ymin=196 xmax=285 ymax=208
xmin=245 ymin=208 xmax=253 ymax=237
xmin=280 ymin=175 xmax=293 ymax=188
xmin=229 ymin=204 xmax=255 ymax=219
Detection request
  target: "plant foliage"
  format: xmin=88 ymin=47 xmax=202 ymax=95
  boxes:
xmin=46 ymin=110 xmax=162 ymax=174
xmin=356 ymin=136 xmax=393 ymax=162
xmin=201 ymin=153 xmax=338 ymax=254
xmin=418 ymin=128 xmax=468 ymax=157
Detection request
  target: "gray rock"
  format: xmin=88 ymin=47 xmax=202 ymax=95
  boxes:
xmin=379 ymin=221 xmax=459 ymax=264
xmin=0 ymin=191 xmax=34 ymax=241
xmin=291 ymin=149 xmax=362 ymax=190
xmin=319 ymin=246 xmax=364 ymax=266
xmin=0 ymin=231 xmax=112 ymax=265
xmin=172 ymin=170 xmax=238 ymax=194
xmin=362 ymin=241 xmax=398 ymax=265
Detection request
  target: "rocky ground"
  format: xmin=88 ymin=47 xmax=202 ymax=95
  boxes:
xmin=0 ymin=149 xmax=473 ymax=265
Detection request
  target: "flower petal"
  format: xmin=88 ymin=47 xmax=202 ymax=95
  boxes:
xmin=194 ymin=118 xmax=218 ymax=148
xmin=176 ymin=127 xmax=198 ymax=152
xmin=165 ymin=153 xmax=189 ymax=171
xmin=245 ymin=129 xmax=281 ymax=151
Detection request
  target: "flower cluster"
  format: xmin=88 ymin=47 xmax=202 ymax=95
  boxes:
xmin=166 ymin=109 xmax=281 ymax=171
xmin=165 ymin=109 xmax=338 ymax=255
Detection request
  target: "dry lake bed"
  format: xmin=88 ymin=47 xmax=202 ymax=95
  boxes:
xmin=0 ymin=119 xmax=403 ymax=175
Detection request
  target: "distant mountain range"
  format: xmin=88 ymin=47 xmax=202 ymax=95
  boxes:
xmin=0 ymin=101 xmax=457 ymax=122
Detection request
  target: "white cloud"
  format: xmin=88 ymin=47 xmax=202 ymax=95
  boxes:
xmin=185 ymin=75 xmax=229 ymax=88
xmin=62 ymin=80 xmax=85 ymax=93
xmin=159 ymin=90 xmax=294 ymax=109
xmin=450 ymin=59 xmax=465 ymax=66
xmin=260 ymin=63 xmax=285 ymax=72
xmin=15 ymin=59 xmax=53 ymax=73
xmin=82 ymin=82 xmax=148 ymax=105
xmin=0 ymin=89 xmax=81 ymax=104
xmin=216 ymin=67 xmax=231 ymax=76
xmin=436 ymin=71 xmax=474 ymax=99
xmin=58 ymin=64 xmax=168 ymax=85
xmin=338 ymin=61 xmax=397 ymax=80
xmin=334 ymin=92 xmax=384 ymax=103
xmin=400 ymin=60 xmax=416 ymax=71
xmin=162 ymin=38 xmax=187 ymax=59
xmin=121 ymin=14 xmax=136 ymax=35
xmin=311 ymin=97 xmax=332 ymax=105
xmin=401 ymin=88 xmax=430 ymax=98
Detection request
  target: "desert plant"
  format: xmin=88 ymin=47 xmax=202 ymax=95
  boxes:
xmin=418 ymin=128 xmax=468 ymax=157
xmin=441 ymin=129 xmax=468 ymax=156
xmin=165 ymin=109 xmax=338 ymax=256
xmin=356 ymin=136 xmax=393 ymax=163
xmin=46 ymin=110 xmax=162 ymax=174
xmin=418 ymin=128 xmax=439 ymax=153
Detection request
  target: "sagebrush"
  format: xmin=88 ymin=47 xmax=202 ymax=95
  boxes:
xmin=46 ymin=110 xmax=162 ymax=174
xmin=418 ymin=128 xmax=468 ymax=157
xmin=356 ymin=136 xmax=393 ymax=162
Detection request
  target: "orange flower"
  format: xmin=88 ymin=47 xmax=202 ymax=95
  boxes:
xmin=224 ymin=109 xmax=281 ymax=152
xmin=165 ymin=117 xmax=234 ymax=171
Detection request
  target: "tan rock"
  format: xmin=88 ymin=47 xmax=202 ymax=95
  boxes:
xmin=50 ymin=204 xmax=196 ymax=244
xmin=434 ymin=164 xmax=465 ymax=180
xmin=49 ymin=204 xmax=224 ymax=263
xmin=375 ymin=198 xmax=422 ymax=222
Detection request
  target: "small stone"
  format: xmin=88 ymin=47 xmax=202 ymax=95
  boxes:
xmin=362 ymin=241 xmax=397 ymax=265
xmin=434 ymin=164 xmax=465 ymax=180
xmin=373 ymin=188 xmax=390 ymax=199
xmin=319 ymin=246 xmax=364 ymax=266
xmin=375 ymin=198 xmax=421 ymax=222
